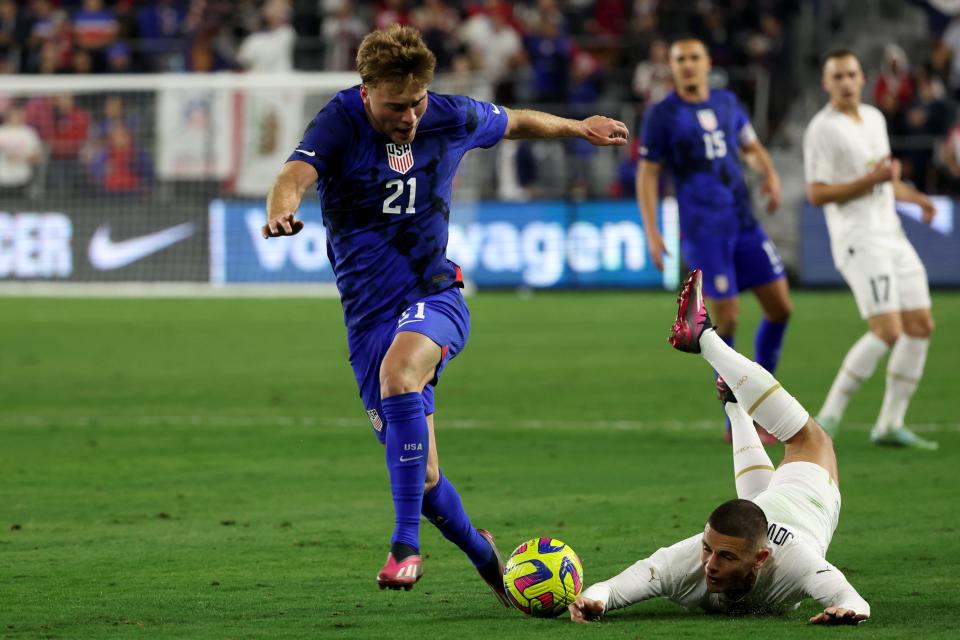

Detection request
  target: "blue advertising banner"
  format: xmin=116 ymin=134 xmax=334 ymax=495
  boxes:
xmin=799 ymin=198 xmax=959 ymax=286
xmin=209 ymin=199 xmax=681 ymax=289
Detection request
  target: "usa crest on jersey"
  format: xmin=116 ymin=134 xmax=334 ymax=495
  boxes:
xmin=386 ymin=143 xmax=414 ymax=174
xmin=697 ymin=109 xmax=718 ymax=131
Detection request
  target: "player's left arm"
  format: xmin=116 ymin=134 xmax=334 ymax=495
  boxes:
xmin=892 ymin=178 xmax=937 ymax=224
xmin=503 ymin=108 xmax=628 ymax=146
xmin=740 ymin=138 xmax=781 ymax=214
xmin=802 ymin=561 xmax=871 ymax=625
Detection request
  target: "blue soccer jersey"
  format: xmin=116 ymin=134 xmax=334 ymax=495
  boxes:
xmin=640 ymin=89 xmax=757 ymax=234
xmin=288 ymin=87 xmax=508 ymax=329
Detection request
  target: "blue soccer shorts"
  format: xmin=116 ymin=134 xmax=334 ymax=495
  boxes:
xmin=346 ymin=286 xmax=470 ymax=444
xmin=681 ymin=223 xmax=785 ymax=299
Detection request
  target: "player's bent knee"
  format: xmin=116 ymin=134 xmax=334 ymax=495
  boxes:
xmin=380 ymin=370 xmax=425 ymax=398
xmin=869 ymin=327 xmax=900 ymax=347
xmin=424 ymin=463 xmax=440 ymax=492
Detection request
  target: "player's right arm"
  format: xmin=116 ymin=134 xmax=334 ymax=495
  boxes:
xmin=637 ymin=160 xmax=668 ymax=271
xmin=262 ymin=160 xmax=317 ymax=238
xmin=806 ymin=158 xmax=898 ymax=207
xmin=568 ymin=534 xmax=698 ymax=623
xmin=800 ymin=554 xmax=870 ymax=625
xmin=803 ymin=117 xmax=898 ymax=207
xmin=636 ymin=101 xmax=671 ymax=271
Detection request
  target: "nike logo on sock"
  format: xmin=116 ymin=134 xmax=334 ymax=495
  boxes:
xmin=399 ymin=455 xmax=423 ymax=462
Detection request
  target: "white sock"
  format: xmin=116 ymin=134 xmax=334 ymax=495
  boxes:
xmin=874 ymin=335 xmax=929 ymax=435
xmin=701 ymin=330 xmax=809 ymax=442
xmin=727 ymin=403 xmax=774 ymax=500
xmin=818 ymin=332 xmax=890 ymax=421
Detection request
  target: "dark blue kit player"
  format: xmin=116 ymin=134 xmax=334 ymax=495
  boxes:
xmin=261 ymin=25 xmax=629 ymax=599
xmin=637 ymin=37 xmax=793 ymax=443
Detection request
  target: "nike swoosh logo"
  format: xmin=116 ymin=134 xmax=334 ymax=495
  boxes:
xmin=295 ymin=149 xmax=316 ymax=157
xmin=399 ymin=455 xmax=423 ymax=463
xmin=492 ymin=104 xmax=501 ymax=114
xmin=816 ymin=569 xmax=832 ymax=574
xmin=88 ymin=222 xmax=195 ymax=270
xmin=397 ymin=319 xmax=425 ymax=328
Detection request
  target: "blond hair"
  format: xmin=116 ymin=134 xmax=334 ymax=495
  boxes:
xmin=356 ymin=25 xmax=436 ymax=89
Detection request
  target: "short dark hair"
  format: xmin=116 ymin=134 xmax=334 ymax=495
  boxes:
xmin=707 ymin=499 xmax=768 ymax=550
xmin=669 ymin=35 xmax=707 ymax=49
xmin=356 ymin=25 xmax=436 ymax=89
xmin=822 ymin=48 xmax=860 ymax=69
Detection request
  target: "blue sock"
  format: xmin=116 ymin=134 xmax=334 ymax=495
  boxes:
xmin=422 ymin=472 xmax=492 ymax=567
xmin=718 ymin=334 xmax=735 ymax=432
xmin=755 ymin=318 xmax=788 ymax=373
xmin=382 ymin=392 xmax=429 ymax=553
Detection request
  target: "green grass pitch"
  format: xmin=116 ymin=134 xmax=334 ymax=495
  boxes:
xmin=1 ymin=290 xmax=958 ymax=639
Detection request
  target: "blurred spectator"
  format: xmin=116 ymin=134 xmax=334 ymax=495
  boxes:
xmin=70 ymin=46 xmax=94 ymax=74
xmin=902 ymin=64 xmax=949 ymax=191
xmin=568 ymin=49 xmax=604 ymax=197
xmin=939 ymin=13 xmax=960 ymax=97
xmin=322 ymin=0 xmax=367 ymax=72
xmin=185 ymin=25 xmax=234 ymax=72
xmin=24 ymin=93 xmax=91 ymax=193
xmin=374 ymin=0 xmax=409 ymax=31
xmin=0 ymin=104 xmax=43 ymax=196
xmin=874 ymin=44 xmax=915 ymax=127
xmin=589 ymin=0 xmax=627 ymax=39
xmin=137 ymin=0 xmax=186 ymax=70
xmin=106 ymin=41 xmax=133 ymax=73
xmin=460 ymin=1 xmax=524 ymax=101
xmin=92 ymin=95 xmax=140 ymax=141
xmin=411 ymin=0 xmax=459 ymax=70
xmin=0 ymin=0 xmax=30 ymax=73
xmin=26 ymin=5 xmax=72 ymax=74
xmin=237 ymin=0 xmax=294 ymax=72
xmin=88 ymin=122 xmax=152 ymax=194
xmin=72 ymin=0 xmax=119 ymax=52
xmin=632 ymin=38 xmax=672 ymax=107
xmin=524 ymin=13 xmax=571 ymax=104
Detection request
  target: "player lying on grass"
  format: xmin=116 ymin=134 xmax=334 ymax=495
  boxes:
xmin=569 ymin=269 xmax=870 ymax=625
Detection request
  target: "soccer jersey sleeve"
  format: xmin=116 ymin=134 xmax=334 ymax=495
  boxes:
xmin=733 ymin=101 xmax=758 ymax=147
xmin=461 ymin=97 xmax=509 ymax=150
xmin=803 ymin=121 xmax=836 ymax=185
xmin=799 ymin=556 xmax=871 ymax=617
xmin=580 ymin=534 xmax=701 ymax=612
xmin=285 ymin=104 xmax=349 ymax=176
xmin=639 ymin=102 xmax=669 ymax=164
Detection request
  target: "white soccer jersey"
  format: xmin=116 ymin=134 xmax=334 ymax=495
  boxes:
xmin=803 ymin=103 xmax=903 ymax=267
xmin=581 ymin=521 xmax=869 ymax=617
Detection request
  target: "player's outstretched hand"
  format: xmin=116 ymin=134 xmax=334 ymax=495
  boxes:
xmin=581 ymin=116 xmax=629 ymax=146
xmin=808 ymin=607 xmax=868 ymax=625
xmin=568 ymin=596 xmax=604 ymax=624
xmin=262 ymin=212 xmax=304 ymax=239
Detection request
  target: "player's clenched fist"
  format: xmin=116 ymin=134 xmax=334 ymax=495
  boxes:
xmin=808 ymin=607 xmax=868 ymax=625
xmin=262 ymin=212 xmax=304 ymax=239
xmin=568 ymin=596 xmax=604 ymax=623
xmin=581 ymin=115 xmax=629 ymax=146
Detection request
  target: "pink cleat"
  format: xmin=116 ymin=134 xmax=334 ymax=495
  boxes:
xmin=669 ymin=269 xmax=713 ymax=353
xmin=376 ymin=552 xmax=423 ymax=591
xmin=476 ymin=529 xmax=510 ymax=608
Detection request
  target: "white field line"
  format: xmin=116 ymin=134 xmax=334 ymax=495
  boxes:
xmin=0 ymin=414 xmax=957 ymax=433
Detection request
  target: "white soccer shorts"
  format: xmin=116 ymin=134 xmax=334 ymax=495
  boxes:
xmin=753 ymin=461 xmax=842 ymax=557
xmin=837 ymin=235 xmax=931 ymax=320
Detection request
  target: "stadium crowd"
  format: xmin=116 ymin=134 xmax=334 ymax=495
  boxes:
xmin=1 ymin=0 xmax=960 ymax=198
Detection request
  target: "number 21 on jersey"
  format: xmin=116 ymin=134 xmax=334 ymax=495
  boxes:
xmin=383 ymin=177 xmax=417 ymax=215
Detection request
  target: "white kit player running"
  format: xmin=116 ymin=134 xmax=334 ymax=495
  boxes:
xmin=803 ymin=49 xmax=937 ymax=449
xmin=568 ymin=270 xmax=870 ymax=626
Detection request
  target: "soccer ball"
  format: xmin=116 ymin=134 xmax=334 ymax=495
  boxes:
xmin=502 ymin=537 xmax=584 ymax=617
